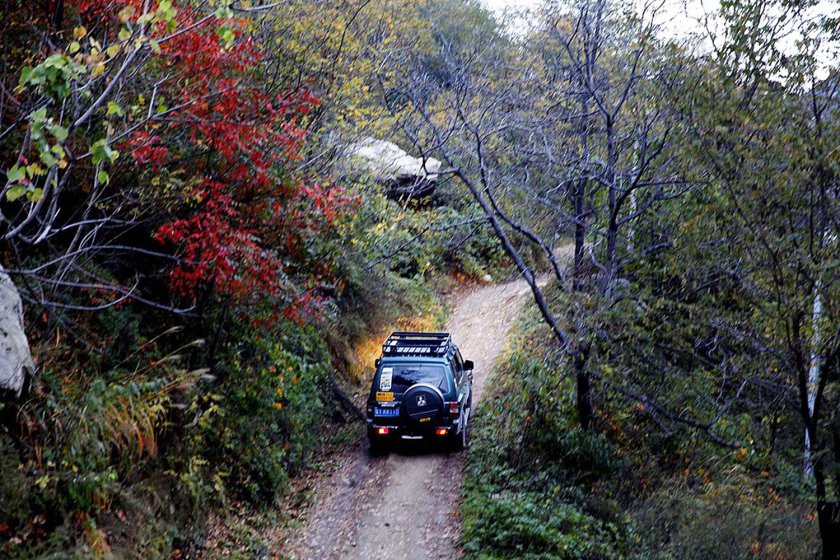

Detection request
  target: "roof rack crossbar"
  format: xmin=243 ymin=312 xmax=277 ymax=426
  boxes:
xmin=381 ymin=331 xmax=452 ymax=357
xmin=387 ymin=331 xmax=449 ymax=339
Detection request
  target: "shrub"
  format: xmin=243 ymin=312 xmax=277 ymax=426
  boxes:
xmin=627 ymin=481 xmax=817 ymax=560
xmin=194 ymin=322 xmax=329 ymax=503
xmin=462 ymin=337 xmax=625 ymax=560
xmin=30 ymin=347 xmax=199 ymax=514
xmin=462 ymin=490 xmax=620 ymax=560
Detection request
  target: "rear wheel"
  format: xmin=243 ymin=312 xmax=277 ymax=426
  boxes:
xmin=451 ymin=412 xmax=469 ymax=451
xmin=368 ymin=436 xmax=387 ymax=456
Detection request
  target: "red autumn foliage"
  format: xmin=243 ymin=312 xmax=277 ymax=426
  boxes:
xmin=69 ymin=0 xmax=349 ymax=317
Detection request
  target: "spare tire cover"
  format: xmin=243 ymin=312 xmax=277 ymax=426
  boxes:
xmin=402 ymin=384 xmax=444 ymax=426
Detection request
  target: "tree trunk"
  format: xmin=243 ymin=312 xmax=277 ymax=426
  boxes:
xmin=805 ymin=283 xmax=823 ymax=478
xmin=575 ymin=351 xmax=594 ymax=430
xmin=573 ymin=177 xmax=586 ymax=293
xmin=572 ymin=91 xmax=589 ymax=293
xmin=627 ymin=181 xmax=636 ymax=252
xmin=605 ymin=121 xmax=618 ymax=294
xmin=571 ymin=175 xmax=593 ymax=430
xmin=818 ymin=500 xmax=840 ymax=560
xmin=50 ymin=0 xmax=64 ymax=32
xmin=813 ymin=455 xmax=840 ymax=560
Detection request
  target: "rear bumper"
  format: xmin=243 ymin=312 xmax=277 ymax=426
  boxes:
xmin=366 ymin=418 xmax=462 ymax=440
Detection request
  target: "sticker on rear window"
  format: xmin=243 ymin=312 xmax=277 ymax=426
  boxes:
xmin=379 ymin=368 xmax=393 ymax=391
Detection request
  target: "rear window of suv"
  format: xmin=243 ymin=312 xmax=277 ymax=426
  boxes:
xmin=378 ymin=364 xmax=448 ymax=393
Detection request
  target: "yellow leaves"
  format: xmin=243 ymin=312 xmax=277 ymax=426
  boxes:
xmin=73 ymin=26 xmax=87 ymax=39
xmin=88 ymin=36 xmax=103 ymax=57
xmin=26 ymin=162 xmax=43 ymax=177
xmin=118 ymin=5 xmax=135 ymax=23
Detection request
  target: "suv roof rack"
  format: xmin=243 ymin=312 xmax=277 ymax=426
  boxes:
xmin=382 ymin=331 xmax=452 ymax=357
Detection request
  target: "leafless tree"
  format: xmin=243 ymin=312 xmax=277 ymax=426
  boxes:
xmin=375 ymin=0 xmax=726 ymax=438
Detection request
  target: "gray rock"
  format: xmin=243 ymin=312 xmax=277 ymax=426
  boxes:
xmin=0 ymin=265 xmax=35 ymax=397
xmin=348 ymin=137 xmax=442 ymax=199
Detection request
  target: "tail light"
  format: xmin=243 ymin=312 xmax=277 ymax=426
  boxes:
xmin=448 ymin=401 xmax=460 ymax=419
xmin=377 ymin=427 xmax=389 ymax=435
xmin=435 ymin=428 xmax=449 ymax=436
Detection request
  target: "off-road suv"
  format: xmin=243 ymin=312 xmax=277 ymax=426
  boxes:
xmin=366 ymin=332 xmax=473 ymax=453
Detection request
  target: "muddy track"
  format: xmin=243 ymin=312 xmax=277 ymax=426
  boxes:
xmin=282 ymin=278 xmax=540 ymax=560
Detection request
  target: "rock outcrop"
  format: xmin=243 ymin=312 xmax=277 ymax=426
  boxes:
xmin=0 ymin=265 xmax=35 ymax=397
xmin=348 ymin=137 xmax=442 ymax=199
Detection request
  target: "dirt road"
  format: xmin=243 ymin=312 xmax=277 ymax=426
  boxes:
xmin=283 ymin=278 xmax=538 ymax=560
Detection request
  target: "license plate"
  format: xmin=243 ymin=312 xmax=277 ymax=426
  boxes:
xmin=374 ymin=407 xmax=400 ymax=417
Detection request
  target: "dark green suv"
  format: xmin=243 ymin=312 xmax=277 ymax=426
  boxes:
xmin=366 ymin=332 xmax=473 ymax=453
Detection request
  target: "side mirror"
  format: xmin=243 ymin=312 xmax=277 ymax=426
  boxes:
xmin=375 ymin=358 xmax=381 ymax=368
xmin=464 ymin=360 xmax=474 ymax=371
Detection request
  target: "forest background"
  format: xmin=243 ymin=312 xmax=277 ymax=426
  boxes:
xmin=0 ymin=0 xmax=838 ymax=558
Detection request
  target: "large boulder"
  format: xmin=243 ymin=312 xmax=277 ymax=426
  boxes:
xmin=0 ymin=266 xmax=35 ymax=397
xmin=348 ymin=137 xmax=442 ymax=199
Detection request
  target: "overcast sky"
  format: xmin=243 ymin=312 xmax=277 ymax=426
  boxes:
xmin=480 ymin=0 xmax=719 ymax=39
xmin=480 ymin=0 xmax=838 ymax=44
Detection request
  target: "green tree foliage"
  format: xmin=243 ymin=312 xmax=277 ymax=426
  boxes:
xmin=2 ymin=0 xmax=839 ymax=557
xmin=0 ymin=0 xmax=507 ymax=556
xmin=377 ymin=0 xmax=839 ymax=557
xmin=674 ymin=1 xmax=840 ymax=554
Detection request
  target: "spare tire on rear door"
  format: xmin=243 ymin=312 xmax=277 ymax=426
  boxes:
xmin=402 ymin=383 xmax=444 ymax=428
